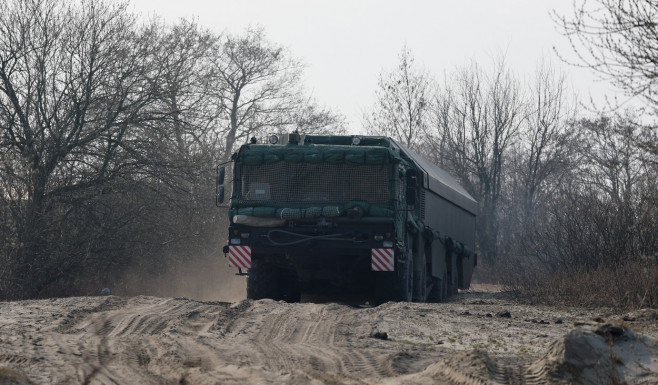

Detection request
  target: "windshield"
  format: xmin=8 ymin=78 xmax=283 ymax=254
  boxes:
xmin=238 ymin=162 xmax=391 ymax=204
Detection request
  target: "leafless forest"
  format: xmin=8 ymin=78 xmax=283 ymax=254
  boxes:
xmin=0 ymin=0 xmax=657 ymax=308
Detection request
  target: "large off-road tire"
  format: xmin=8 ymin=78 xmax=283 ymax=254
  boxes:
xmin=427 ymin=272 xmax=447 ymax=302
xmin=373 ymin=256 xmax=413 ymax=305
xmin=413 ymin=248 xmax=427 ymax=302
xmin=447 ymin=255 xmax=459 ymax=296
xmin=397 ymin=255 xmax=414 ymax=302
xmin=373 ymin=236 xmax=414 ymax=304
xmin=247 ymin=260 xmax=280 ymax=300
xmin=442 ymin=271 xmax=449 ymax=298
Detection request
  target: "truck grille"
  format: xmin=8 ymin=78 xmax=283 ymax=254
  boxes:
xmin=239 ymin=162 xmax=390 ymax=204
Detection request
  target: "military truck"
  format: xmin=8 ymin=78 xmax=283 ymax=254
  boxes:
xmin=217 ymin=132 xmax=477 ymax=303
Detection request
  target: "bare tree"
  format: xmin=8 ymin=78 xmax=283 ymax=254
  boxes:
xmin=577 ymin=115 xmax=646 ymax=205
xmin=0 ymin=0 xmax=162 ymax=298
xmin=145 ymin=19 xmax=221 ymax=163
xmin=364 ymin=47 xmax=432 ymax=150
xmin=493 ymin=62 xmax=578 ymax=273
xmin=431 ymin=59 xmax=523 ymax=265
xmin=516 ymin=62 xmax=576 ymax=220
xmin=524 ymin=112 xmax=658 ymax=273
xmin=555 ymin=0 xmax=658 ymax=106
xmin=0 ymin=1 xmax=346 ymax=299
xmin=578 ymin=113 xmax=658 ymax=262
xmin=213 ymin=28 xmax=305 ymax=160
xmin=293 ymin=98 xmax=346 ymax=134
xmin=126 ymin=19 xmax=226 ymax=265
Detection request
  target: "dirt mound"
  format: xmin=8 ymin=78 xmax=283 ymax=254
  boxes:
xmin=388 ymin=323 xmax=658 ymax=385
xmin=0 ymin=288 xmax=656 ymax=384
xmin=527 ymin=324 xmax=658 ymax=385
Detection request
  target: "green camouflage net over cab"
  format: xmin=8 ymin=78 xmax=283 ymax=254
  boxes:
xmin=230 ymin=202 xmax=395 ymax=222
xmin=228 ymin=141 xmax=406 ymax=224
xmin=237 ymin=144 xmax=398 ymax=165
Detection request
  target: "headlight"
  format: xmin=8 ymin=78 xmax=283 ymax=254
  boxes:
xmin=230 ymin=238 xmax=241 ymax=245
xmin=268 ymin=134 xmax=279 ymax=144
xmin=382 ymin=240 xmax=394 ymax=248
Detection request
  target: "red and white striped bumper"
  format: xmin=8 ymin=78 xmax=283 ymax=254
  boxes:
xmin=371 ymin=248 xmax=394 ymax=271
xmin=228 ymin=246 xmax=251 ymax=269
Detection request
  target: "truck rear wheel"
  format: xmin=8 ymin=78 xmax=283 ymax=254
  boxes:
xmin=397 ymin=255 xmax=414 ymax=302
xmin=428 ymin=271 xmax=447 ymax=302
xmin=447 ymin=255 xmax=459 ymax=296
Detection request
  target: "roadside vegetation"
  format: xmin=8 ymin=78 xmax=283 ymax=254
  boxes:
xmin=509 ymin=260 xmax=658 ymax=309
xmin=364 ymin=1 xmax=658 ymax=310
xmin=0 ymin=0 xmax=655 ymax=308
xmin=506 ymin=0 xmax=658 ymax=309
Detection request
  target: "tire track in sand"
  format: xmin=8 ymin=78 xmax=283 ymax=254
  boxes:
xmin=221 ymin=300 xmax=397 ymax=380
xmin=5 ymin=288 xmax=648 ymax=384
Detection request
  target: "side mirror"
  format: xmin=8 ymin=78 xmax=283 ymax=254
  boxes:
xmin=216 ymin=166 xmax=226 ymax=206
xmin=406 ymin=177 xmax=417 ymax=205
xmin=406 ymin=170 xmax=418 ymax=206
xmin=217 ymin=166 xmax=225 ymax=185
xmin=217 ymin=185 xmax=225 ymax=205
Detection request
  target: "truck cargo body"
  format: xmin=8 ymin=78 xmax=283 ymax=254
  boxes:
xmin=219 ymin=134 xmax=477 ymax=302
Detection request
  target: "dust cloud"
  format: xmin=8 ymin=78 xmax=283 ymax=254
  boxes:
xmin=116 ymin=253 xmax=246 ymax=302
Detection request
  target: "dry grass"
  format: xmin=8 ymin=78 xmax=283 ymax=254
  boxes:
xmin=506 ymin=260 xmax=658 ymax=310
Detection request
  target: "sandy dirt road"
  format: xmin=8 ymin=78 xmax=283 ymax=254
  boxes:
xmin=0 ymin=286 xmax=657 ymax=385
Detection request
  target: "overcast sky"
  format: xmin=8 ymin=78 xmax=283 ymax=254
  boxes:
xmin=130 ymin=0 xmax=628 ymax=131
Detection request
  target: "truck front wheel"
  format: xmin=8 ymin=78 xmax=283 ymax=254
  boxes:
xmin=398 ymin=255 xmax=414 ymax=302
xmin=373 ymin=237 xmax=414 ymax=304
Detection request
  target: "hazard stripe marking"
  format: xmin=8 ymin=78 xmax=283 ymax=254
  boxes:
xmin=233 ymin=246 xmax=251 ymax=268
xmin=371 ymin=248 xmax=394 ymax=271
xmin=373 ymin=248 xmax=395 ymax=270
xmin=234 ymin=246 xmax=250 ymax=264
xmin=228 ymin=249 xmax=249 ymax=268
xmin=228 ymin=246 xmax=251 ymax=269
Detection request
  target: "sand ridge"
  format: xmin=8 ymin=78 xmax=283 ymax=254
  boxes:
xmin=0 ymin=287 xmax=656 ymax=384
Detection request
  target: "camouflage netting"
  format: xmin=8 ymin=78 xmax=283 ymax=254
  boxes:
xmin=235 ymin=143 xmax=399 ymax=165
xmin=228 ymin=144 xmax=405 ymax=223
xmin=238 ymin=162 xmax=390 ymax=204
xmin=230 ymin=202 xmax=395 ymax=221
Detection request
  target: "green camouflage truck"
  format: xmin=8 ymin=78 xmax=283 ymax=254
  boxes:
xmin=217 ymin=132 xmax=477 ymax=303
